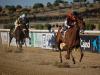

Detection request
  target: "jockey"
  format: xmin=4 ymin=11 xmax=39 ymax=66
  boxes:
xmin=13 ymin=13 xmax=29 ymax=36
xmin=19 ymin=13 xmax=29 ymax=29
xmin=65 ymin=11 xmax=76 ymax=29
xmin=61 ymin=11 xmax=76 ymax=36
xmin=19 ymin=13 xmax=29 ymax=36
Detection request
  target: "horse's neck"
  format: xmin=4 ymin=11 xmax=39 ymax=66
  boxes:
xmin=76 ymin=17 xmax=84 ymax=30
xmin=57 ymin=31 xmax=64 ymax=42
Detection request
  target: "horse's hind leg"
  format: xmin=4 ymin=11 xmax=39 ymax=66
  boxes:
xmin=24 ymin=39 xmax=27 ymax=47
xmin=29 ymin=37 xmax=31 ymax=44
xmin=58 ymin=43 xmax=63 ymax=63
xmin=16 ymin=40 xmax=18 ymax=48
xmin=9 ymin=37 xmax=13 ymax=47
xmin=79 ymin=47 xmax=84 ymax=62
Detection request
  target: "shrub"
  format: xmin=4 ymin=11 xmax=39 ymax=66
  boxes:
xmin=98 ymin=24 xmax=100 ymax=30
xmin=31 ymin=24 xmax=51 ymax=30
xmin=4 ymin=24 xmax=14 ymax=29
xmin=85 ymin=23 xmax=95 ymax=30
xmin=34 ymin=24 xmax=44 ymax=29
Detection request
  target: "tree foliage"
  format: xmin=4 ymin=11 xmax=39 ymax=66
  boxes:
xmin=16 ymin=5 xmax=22 ymax=9
xmin=0 ymin=6 xmax=2 ymax=12
xmin=47 ymin=2 xmax=52 ymax=8
xmin=5 ymin=5 xmax=16 ymax=12
xmin=53 ymin=0 xmax=67 ymax=6
xmin=33 ymin=3 xmax=44 ymax=9
xmin=53 ymin=0 xmax=64 ymax=6
xmin=54 ymin=0 xmax=64 ymax=3
xmin=73 ymin=0 xmax=86 ymax=2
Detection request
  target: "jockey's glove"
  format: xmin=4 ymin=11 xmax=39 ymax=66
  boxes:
xmin=68 ymin=26 xmax=70 ymax=28
xmin=74 ymin=22 xmax=76 ymax=25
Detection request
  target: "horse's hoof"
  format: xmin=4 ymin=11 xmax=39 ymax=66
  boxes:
xmin=73 ymin=62 xmax=75 ymax=64
xmin=65 ymin=55 xmax=70 ymax=60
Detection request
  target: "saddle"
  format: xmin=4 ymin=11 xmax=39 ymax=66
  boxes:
xmin=13 ymin=24 xmax=29 ymax=38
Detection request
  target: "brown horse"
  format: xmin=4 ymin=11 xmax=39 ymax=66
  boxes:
xmin=9 ymin=25 xmax=27 ymax=50
xmin=56 ymin=17 xmax=85 ymax=64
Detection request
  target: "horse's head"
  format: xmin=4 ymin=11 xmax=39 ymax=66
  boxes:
xmin=75 ymin=16 xmax=85 ymax=32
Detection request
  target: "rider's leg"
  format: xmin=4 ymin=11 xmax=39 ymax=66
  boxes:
xmin=13 ymin=26 xmax=18 ymax=34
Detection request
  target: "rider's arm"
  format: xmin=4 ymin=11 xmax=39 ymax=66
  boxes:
xmin=14 ymin=20 xmax=19 ymax=27
xmin=64 ymin=20 xmax=70 ymax=28
xmin=25 ymin=18 xmax=29 ymax=29
xmin=64 ymin=20 xmax=67 ymax=26
xmin=15 ymin=19 xmax=21 ymax=27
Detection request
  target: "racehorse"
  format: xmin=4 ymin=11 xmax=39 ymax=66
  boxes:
xmin=9 ymin=25 xmax=29 ymax=50
xmin=56 ymin=16 xmax=85 ymax=64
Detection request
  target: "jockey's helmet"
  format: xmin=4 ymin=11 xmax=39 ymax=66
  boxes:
xmin=66 ymin=11 xmax=73 ymax=18
xmin=20 ymin=13 xmax=27 ymax=18
xmin=66 ymin=11 xmax=76 ymax=21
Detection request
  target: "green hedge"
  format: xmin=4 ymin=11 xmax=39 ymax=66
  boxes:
xmin=4 ymin=24 xmax=14 ymax=29
xmin=85 ymin=23 xmax=95 ymax=30
xmin=98 ymin=24 xmax=100 ymax=30
xmin=34 ymin=24 xmax=44 ymax=29
xmin=31 ymin=24 xmax=49 ymax=30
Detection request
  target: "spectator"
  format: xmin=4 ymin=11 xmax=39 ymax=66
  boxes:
xmin=47 ymin=24 xmax=52 ymax=32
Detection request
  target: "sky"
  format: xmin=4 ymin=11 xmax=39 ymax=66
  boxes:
xmin=0 ymin=0 xmax=73 ymax=7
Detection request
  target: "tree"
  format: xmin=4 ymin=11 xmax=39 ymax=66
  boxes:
xmin=80 ymin=0 xmax=86 ymax=2
xmin=54 ymin=0 xmax=64 ymax=3
xmin=73 ymin=0 xmax=79 ymax=2
xmin=16 ymin=5 xmax=22 ymax=9
xmin=22 ymin=8 xmax=31 ymax=13
xmin=5 ymin=5 xmax=16 ymax=12
xmin=73 ymin=0 xmax=86 ymax=2
xmin=47 ymin=2 xmax=52 ymax=8
xmin=33 ymin=3 xmax=44 ymax=9
xmin=0 ymin=6 xmax=2 ymax=12
xmin=5 ymin=5 xmax=16 ymax=16
xmin=53 ymin=0 xmax=65 ymax=6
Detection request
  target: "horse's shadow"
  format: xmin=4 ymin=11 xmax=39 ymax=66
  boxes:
xmin=54 ymin=61 xmax=100 ymax=69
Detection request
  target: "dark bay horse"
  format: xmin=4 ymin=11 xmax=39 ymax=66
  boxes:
xmin=9 ymin=25 xmax=27 ymax=50
xmin=56 ymin=17 xmax=85 ymax=64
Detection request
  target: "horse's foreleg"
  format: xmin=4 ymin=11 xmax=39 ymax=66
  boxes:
xmin=58 ymin=43 xmax=63 ymax=63
xmin=24 ymin=39 xmax=27 ymax=47
xmin=70 ymin=51 xmax=75 ymax=64
xmin=59 ymin=49 xmax=62 ymax=63
xmin=16 ymin=40 xmax=18 ymax=48
xmin=79 ymin=47 xmax=84 ymax=62
xmin=29 ymin=37 xmax=31 ymax=44
xmin=65 ymin=49 xmax=70 ymax=60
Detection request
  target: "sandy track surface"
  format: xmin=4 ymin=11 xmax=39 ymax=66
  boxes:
xmin=0 ymin=45 xmax=100 ymax=75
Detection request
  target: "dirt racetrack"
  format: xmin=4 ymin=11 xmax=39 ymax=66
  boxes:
xmin=0 ymin=45 xmax=100 ymax=75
